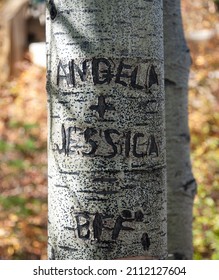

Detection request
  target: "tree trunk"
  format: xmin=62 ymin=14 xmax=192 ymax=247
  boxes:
xmin=47 ymin=0 xmax=167 ymax=260
xmin=163 ymin=0 xmax=197 ymax=260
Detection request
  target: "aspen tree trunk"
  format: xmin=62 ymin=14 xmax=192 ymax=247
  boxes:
xmin=46 ymin=0 xmax=167 ymax=260
xmin=164 ymin=0 xmax=197 ymax=260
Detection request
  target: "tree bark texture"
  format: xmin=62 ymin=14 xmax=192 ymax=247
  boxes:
xmin=47 ymin=0 xmax=167 ymax=260
xmin=164 ymin=0 xmax=196 ymax=260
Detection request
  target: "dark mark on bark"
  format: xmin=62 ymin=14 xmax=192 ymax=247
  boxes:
xmin=48 ymin=244 xmax=56 ymax=260
xmin=54 ymin=184 xmax=69 ymax=189
xmin=125 ymin=131 xmax=131 ymax=157
xmin=59 ymin=246 xmax=78 ymax=252
xmin=179 ymin=133 xmax=190 ymax=142
xmin=135 ymin=210 xmax=144 ymax=222
xmin=75 ymin=214 xmax=90 ymax=239
xmin=98 ymin=119 xmax=115 ymax=123
xmin=182 ymin=178 xmax=196 ymax=192
xmin=64 ymin=227 xmax=76 ymax=231
xmin=56 ymin=124 xmax=67 ymax=155
xmin=54 ymin=32 xmax=66 ymax=35
xmin=93 ymin=212 xmax=103 ymax=241
xmin=156 ymin=190 xmax=163 ymax=194
xmin=122 ymin=210 xmax=132 ymax=219
xmin=92 ymin=58 xmax=113 ymax=85
xmin=51 ymin=246 xmax=56 ymax=259
xmin=148 ymin=65 xmax=159 ymax=88
xmin=122 ymin=185 xmax=136 ymax=190
xmin=164 ymin=78 xmax=176 ymax=86
xmin=60 ymin=91 xmax=80 ymax=96
xmin=74 ymin=99 xmax=86 ymax=102
xmin=147 ymin=135 xmax=159 ymax=156
xmin=59 ymin=170 xmax=80 ymax=176
xmin=90 ymin=96 xmax=115 ymax=119
xmin=48 ymin=0 xmax=57 ymax=20
xmin=66 ymin=118 xmax=77 ymax=121
xmin=58 ymin=101 xmax=69 ymax=105
xmin=93 ymin=177 xmax=117 ymax=183
xmin=125 ymin=164 xmax=166 ymax=173
xmin=141 ymin=232 xmax=150 ymax=251
xmin=86 ymin=197 xmax=108 ymax=202
xmin=131 ymin=163 xmax=147 ymax=168
xmin=104 ymin=129 xmax=120 ymax=158
xmin=112 ymin=215 xmax=135 ymax=240
xmin=133 ymin=132 xmax=145 ymax=158
xmin=82 ymin=128 xmax=98 ymax=156
xmin=78 ymin=190 xmax=119 ymax=195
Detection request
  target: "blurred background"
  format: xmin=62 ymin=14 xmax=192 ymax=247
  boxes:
xmin=0 ymin=0 xmax=218 ymax=259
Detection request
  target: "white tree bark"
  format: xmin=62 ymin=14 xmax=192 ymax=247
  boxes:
xmin=47 ymin=0 xmax=167 ymax=259
xmin=164 ymin=0 xmax=196 ymax=259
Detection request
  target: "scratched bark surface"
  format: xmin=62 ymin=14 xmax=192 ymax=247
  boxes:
xmin=47 ymin=0 xmax=167 ymax=259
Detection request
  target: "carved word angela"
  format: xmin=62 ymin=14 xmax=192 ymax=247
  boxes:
xmin=57 ymin=58 xmax=159 ymax=90
xmin=55 ymin=124 xmax=159 ymax=158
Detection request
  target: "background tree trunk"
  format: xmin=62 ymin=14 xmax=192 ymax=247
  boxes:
xmin=47 ymin=0 xmax=167 ymax=259
xmin=164 ymin=0 xmax=197 ymax=260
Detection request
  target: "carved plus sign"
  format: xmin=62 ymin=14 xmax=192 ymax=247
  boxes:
xmin=90 ymin=96 xmax=115 ymax=119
